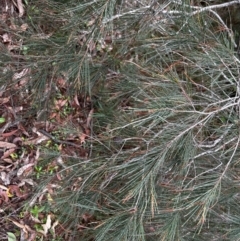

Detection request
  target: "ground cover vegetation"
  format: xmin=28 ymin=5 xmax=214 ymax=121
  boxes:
xmin=1 ymin=0 xmax=240 ymax=240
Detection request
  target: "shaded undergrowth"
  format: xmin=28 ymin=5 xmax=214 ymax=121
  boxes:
xmin=1 ymin=0 xmax=240 ymax=240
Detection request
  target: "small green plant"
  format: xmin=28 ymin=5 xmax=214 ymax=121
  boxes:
xmin=2 ymin=0 xmax=240 ymax=240
xmin=34 ymin=166 xmax=45 ymax=179
xmin=30 ymin=205 xmax=45 ymax=219
xmin=47 ymin=165 xmax=58 ymax=175
xmin=10 ymin=153 xmax=18 ymax=160
xmin=33 ymin=223 xmax=45 ymax=236
xmin=21 ymin=45 xmax=29 ymax=55
xmin=61 ymin=104 xmax=73 ymax=117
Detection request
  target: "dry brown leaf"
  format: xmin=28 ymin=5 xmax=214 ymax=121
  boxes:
xmin=87 ymin=39 xmax=96 ymax=52
xmin=1 ymin=158 xmax=13 ymax=164
xmin=55 ymin=99 xmax=68 ymax=110
xmin=56 ymin=77 xmax=67 ymax=89
xmin=51 ymin=220 xmax=59 ymax=238
xmin=11 ymin=219 xmax=28 ymax=233
xmin=9 ymin=19 xmax=17 ymax=30
xmin=20 ymin=23 xmax=28 ymax=31
xmin=0 ymin=189 xmax=9 ymax=202
xmin=23 ymin=135 xmax=49 ymax=145
xmin=0 ymin=184 xmax=8 ymax=190
xmin=13 ymin=68 xmax=30 ymax=81
xmin=56 ymin=156 xmax=67 ymax=168
xmin=0 ymin=171 xmax=11 ymax=185
xmin=79 ymin=133 xmax=87 ymax=144
xmin=82 ymin=213 xmax=95 ymax=223
xmin=28 ymin=232 xmax=37 ymax=241
xmin=73 ymin=94 xmax=80 ymax=106
xmin=40 ymin=214 xmax=51 ymax=236
xmin=0 ymin=96 xmax=10 ymax=104
xmin=8 ymin=185 xmax=19 ymax=196
xmin=12 ymin=137 xmax=24 ymax=144
xmin=78 ymin=34 xmax=87 ymax=46
xmin=2 ymin=33 xmax=11 ymax=43
xmin=49 ymin=112 xmax=57 ymax=119
xmin=16 ymin=106 xmax=24 ymax=113
xmin=2 ymin=148 xmax=16 ymax=159
xmin=29 ymin=187 xmax=48 ymax=206
xmin=8 ymin=185 xmax=26 ymax=198
xmin=2 ymin=129 xmax=19 ymax=137
xmin=12 ymin=68 xmax=31 ymax=88
xmin=18 ymin=123 xmax=30 ymax=137
xmin=19 ymin=178 xmax=35 ymax=187
xmin=56 ymin=173 xmax=62 ymax=180
xmin=0 ymin=13 xmax=7 ymax=21
xmin=17 ymin=0 xmax=25 ymax=17
xmin=17 ymin=163 xmax=35 ymax=177
xmin=87 ymin=18 xmax=95 ymax=27
xmin=30 ymin=215 xmax=42 ymax=224
xmin=7 ymin=44 xmax=21 ymax=51
xmin=35 ymin=148 xmax=40 ymax=160
xmin=0 ymin=141 xmax=16 ymax=149
xmin=86 ymin=109 xmax=94 ymax=128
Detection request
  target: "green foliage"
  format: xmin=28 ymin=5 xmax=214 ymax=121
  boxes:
xmin=3 ymin=0 xmax=240 ymax=240
xmin=30 ymin=205 xmax=45 ymax=218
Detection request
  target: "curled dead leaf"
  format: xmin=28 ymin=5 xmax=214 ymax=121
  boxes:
xmin=8 ymin=185 xmax=27 ymax=198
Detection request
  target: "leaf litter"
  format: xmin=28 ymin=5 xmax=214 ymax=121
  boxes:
xmin=0 ymin=2 xmax=93 ymax=239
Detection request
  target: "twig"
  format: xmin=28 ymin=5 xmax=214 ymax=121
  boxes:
xmin=38 ymin=129 xmax=83 ymax=148
xmin=194 ymin=124 xmax=234 ymax=148
xmin=193 ymin=137 xmax=237 ymax=159
xmin=102 ymin=6 xmax=151 ymax=24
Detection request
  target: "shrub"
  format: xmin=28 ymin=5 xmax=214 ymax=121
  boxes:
xmin=2 ymin=0 xmax=240 ymax=240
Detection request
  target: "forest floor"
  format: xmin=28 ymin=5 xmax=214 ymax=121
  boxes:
xmin=0 ymin=1 xmax=94 ymax=240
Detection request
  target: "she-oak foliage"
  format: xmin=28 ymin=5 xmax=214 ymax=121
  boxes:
xmin=3 ymin=0 xmax=240 ymax=240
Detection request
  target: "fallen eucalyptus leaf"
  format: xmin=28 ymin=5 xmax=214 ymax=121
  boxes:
xmin=7 ymin=232 xmax=17 ymax=241
xmin=0 ymin=117 xmax=5 ymax=123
